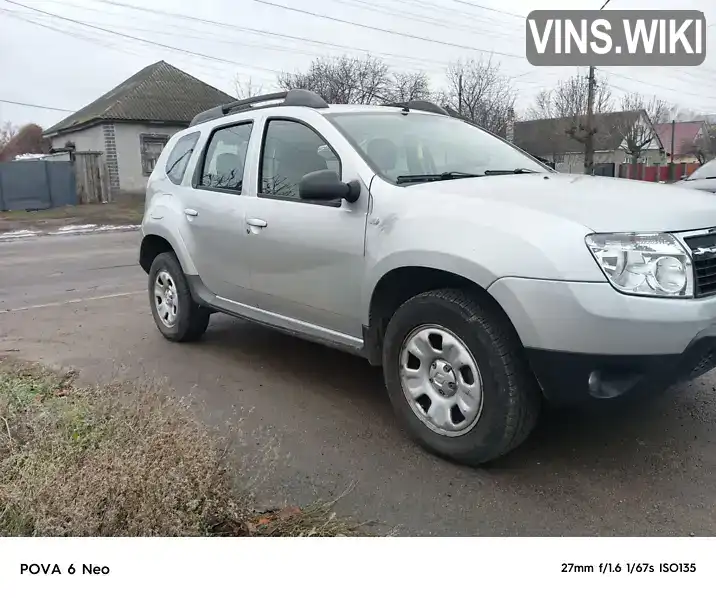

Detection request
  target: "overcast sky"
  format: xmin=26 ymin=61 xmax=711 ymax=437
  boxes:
xmin=0 ymin=0 xmax=714 ymax=128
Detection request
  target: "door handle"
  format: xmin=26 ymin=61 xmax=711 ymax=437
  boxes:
xmin=246 ymin=217 xmax=267 ymax=228
xmin=184 ymin=208 xmax=198 ymax=217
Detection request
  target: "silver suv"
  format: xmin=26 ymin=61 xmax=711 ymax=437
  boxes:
xmin=140 ymin=89 xmax=716 ymax=465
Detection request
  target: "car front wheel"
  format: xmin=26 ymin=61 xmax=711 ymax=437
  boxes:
xmin=382 ymin=288 xmax=541 ymax=465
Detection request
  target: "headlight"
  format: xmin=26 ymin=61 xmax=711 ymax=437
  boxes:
xmin=585 ymin=232 xmax=693 ymax=298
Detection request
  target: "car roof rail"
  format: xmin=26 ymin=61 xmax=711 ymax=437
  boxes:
xmin=381 ymin=100 xmax=449 ymax=116
xmin=189 ymin=89 xmax=329 ymax=127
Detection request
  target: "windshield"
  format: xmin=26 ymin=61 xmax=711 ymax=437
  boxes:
xmin=327 ymin=111 xmax=548 ymax=184
xmin=688 ymin=158 xmax=716 ymax=180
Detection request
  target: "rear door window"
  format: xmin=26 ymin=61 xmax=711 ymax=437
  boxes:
xmin=198 ymin=122 xmax=254 ymax=193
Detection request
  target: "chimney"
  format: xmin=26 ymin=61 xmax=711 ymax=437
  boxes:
xmin=506 ymin=107 xmax=515 ymax=143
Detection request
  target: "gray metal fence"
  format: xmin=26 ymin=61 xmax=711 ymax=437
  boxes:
xmin=0 ymin=160 xmax=77 ymax=212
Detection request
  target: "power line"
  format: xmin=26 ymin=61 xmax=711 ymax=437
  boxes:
xmin=248 ymin=0 xmax=525 ymax=59
xmin=92 ymin=0 xmax=716 ymax=98
xmin=0 ymin=8 xmax=148 ymax=58
xmin=3 ymin=0 xmax=284 ymax=75
xmin=92 ymin=0 xmax=489 ymax=70
xmin=600 ymin=69 xmax=716 ymax=104
xmin=379 ymin=0 xmax=522 ymax=31
xmin=608 ymin=82 xmax=716 ymax=115
xmin=0 ymin=98 xmax=74 ymax=112
xmin=325 ymin=0 xmax=517 ymax=41
xmin=0 ymin=11 xmax=275 ymax=86
xmin=449 ymin=0 xmax=523 ymax=19
xmin=8 ymin=8 xmax=451 ymax=73
xmin=2 ymin=9 xmax=280 ymax=89
xmin=4 ymin=0 xmax=553 ymax=96
xmin=90 ymin=0 xmax=545 ymax=79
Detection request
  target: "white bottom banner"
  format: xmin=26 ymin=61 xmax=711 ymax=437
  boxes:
xmin=1 ymin=537 xmax=712 ymax=598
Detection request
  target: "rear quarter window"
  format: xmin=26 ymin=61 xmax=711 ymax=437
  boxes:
xmin=165 ymin=132 xmax=201 ymax=185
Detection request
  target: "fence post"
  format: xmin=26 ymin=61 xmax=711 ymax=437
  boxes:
xmin=44 ymin=160 xmax=55 ymax=208
xmin=0 ymin=166 xmax=4 ymax=211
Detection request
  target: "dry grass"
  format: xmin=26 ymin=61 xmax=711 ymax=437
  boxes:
xmin=0 ymin=195 xmax=144 ymax=233
xmin=0 ymin=359 xmax=364 ymax=537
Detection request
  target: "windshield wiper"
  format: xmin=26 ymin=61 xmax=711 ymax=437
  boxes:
xmin=395 ymin=171 xmax=483 ymax=184
xmin=483 ymin=168 xmax=539 ymax=176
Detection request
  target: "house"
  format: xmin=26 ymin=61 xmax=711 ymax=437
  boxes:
xmin=654 ymin=121 xmax=711 ymax=164
xmin=512 ymin=110 xmax=664 ymax=175
xmin=44 ymin=61 xmax=235 ymax=194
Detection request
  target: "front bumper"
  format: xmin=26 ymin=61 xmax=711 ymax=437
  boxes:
xmin=526 ymin=333 xmax=716 ymax=405
xmin=488 ymin=277 xmax=716 ymax=404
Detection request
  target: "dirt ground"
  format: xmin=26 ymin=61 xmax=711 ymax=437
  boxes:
xmin=3 ymin=230 xmax=716 ymax=536
xmin=0 ymin=195 xmax=144 ymax=234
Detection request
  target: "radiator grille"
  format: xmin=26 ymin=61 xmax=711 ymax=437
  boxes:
xmin=683 ymin=232 xmax=716 ymax=298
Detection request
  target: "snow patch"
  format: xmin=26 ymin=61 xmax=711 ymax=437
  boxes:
xmin=0 ymin=223 xmax=140 ymax=242
xmin=52 ymin=224 xmax=100 ymax=233
xmin=0 ymin=229 xmax=40 ymax=239
xmin=95 ymin=224 xmax=141 ymax=232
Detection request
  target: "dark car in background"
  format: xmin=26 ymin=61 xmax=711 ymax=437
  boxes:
xmin=676 ymin=158 xmax=716 ymax=193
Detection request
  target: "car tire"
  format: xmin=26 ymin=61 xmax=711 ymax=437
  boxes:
xmin=148 ymin=252 xmax=210 ymax=342
xmin=382 ymin=288 xmax=541 ymax=466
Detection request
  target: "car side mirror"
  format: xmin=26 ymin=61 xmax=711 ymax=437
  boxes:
xmin=299 ymin=170 xmax=361 ymax=204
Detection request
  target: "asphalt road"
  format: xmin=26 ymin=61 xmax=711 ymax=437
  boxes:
xmin=2 ymin=231 xmax=715 ymax=535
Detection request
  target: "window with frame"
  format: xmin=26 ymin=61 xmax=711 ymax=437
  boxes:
xmin=165 ymin=132 xmax=201 ymax=185
xmin=260 ymin=119 xmax=340 ymax=199
xmin=199 ymin=122 xmax=253 ymax=192
xmin=140 ymin=134 xmax=170 ymax=176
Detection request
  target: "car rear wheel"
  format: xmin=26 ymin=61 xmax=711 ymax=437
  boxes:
xmin=148 ymin=252 xmax=210 ymax=342
xmin=382 ymin=288 xmax=541 ymax=465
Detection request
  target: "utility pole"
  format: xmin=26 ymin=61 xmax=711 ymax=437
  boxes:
xmin=584 ymin=65 xmax=596 ymax=175
xmin=670 ymin=119 xmax=676 ymax=164
xmin=670 ymin=118 xmax=676 ymax=181
xmin=584 ymin=0 xmax=611 ymax=175
xmin=582 ymin=0 xmax=613 ymax=175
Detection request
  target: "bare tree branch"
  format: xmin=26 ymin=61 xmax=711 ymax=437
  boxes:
xmin=382 ymin=71 xmax=431 ymax=103
xmin=441 ymin=57 xmax=515 ymax=133
xmin=0 ymin=121 xmax=18 ymax=153
xmin=527 ymin=74 xmax=613 ymax=120
xmin=277 ymin=55 xmax=390 ymax=105
xmin=233 ymin=76 xmax=265 ymax=99
xmin=525 ymin=74 xmax=614 ymax=163
xmin=615 ymin=93 xmax=671 ymax=163
xmin=682 ymin=123 xmax=716 ymax=164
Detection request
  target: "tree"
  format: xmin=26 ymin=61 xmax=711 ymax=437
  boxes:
xmin=614 ymin=93 xmax=671 ymax=164
xmin=527 ymin=74 xmax=613 ymax=120
xmin=233 ymin=76 xmax=266 ymax=99
xmin=683 ymin=123 xmax=716 ymax=164
xmin=277 ymin=55 xmax=390 ymax=105
xmin=441 ymin=57 xmax=516 ymax=133
xmin=526 ymin=74 xmax=613 ymax=173
xmin=0 ymin=121 xmax=18 ymax=153
xmin=382 ymin=71 xmax=431 ymax=104
xmin=0 ymin=123 xmax=49 ymax=162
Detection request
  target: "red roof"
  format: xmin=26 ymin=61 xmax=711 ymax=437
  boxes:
xmin=654 ymin=121 xmax=705 ymax=157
